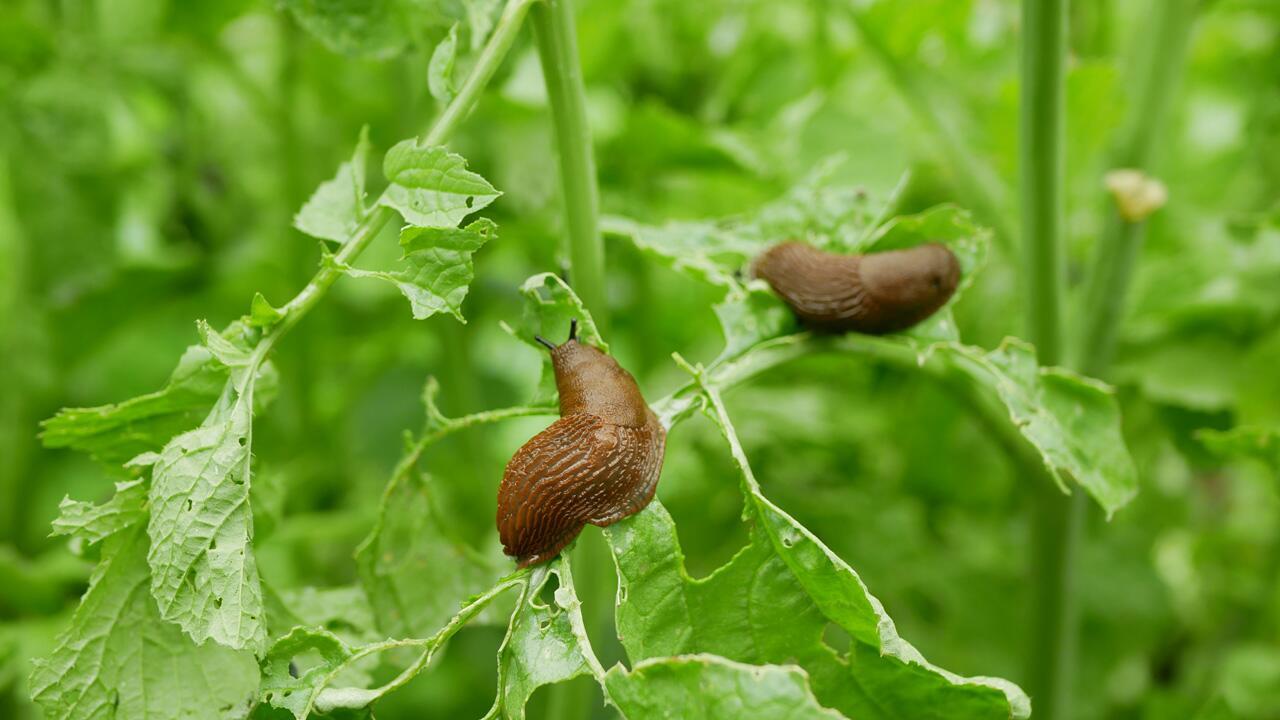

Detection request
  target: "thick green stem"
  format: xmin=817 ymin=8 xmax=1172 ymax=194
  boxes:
xmin=1075 ymin=0 xmax=1198 ymax=376
xmin=531 ymin=0 xmax=607 ymax=332
xmin=1019 ymin=1 xmax=1076 ymax=719
xmin=531 ymin=2 xmax=611 ymax=716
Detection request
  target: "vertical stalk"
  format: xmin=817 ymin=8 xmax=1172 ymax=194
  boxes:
xmin=1075 ymin=0 xmax=1198 ymax=376
xmin=530 ymin=0 xmax=607 ymax=331
xmin=531 ymin=1 xmax=611 ymax=717
xmin=0 ymin=152 xmax=26 ymax=546
xmin=1020 ymin=2 xmax=1077 ymax=720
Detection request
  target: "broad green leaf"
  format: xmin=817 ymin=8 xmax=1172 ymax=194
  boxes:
xmin=147 ymin=373 xmax=265 ymax=650
xmin=51 ymin=479 xmax=146 ymax=549
xmin=282 ymin=0 xmax=409 ymax=58
xmin=29 ymin=526 xmax=257 ymax=720
xmin=259 ymin=577 xmax=520 ymax=718
xmin=41 ymin=322 xmax=276 ymax=467
xmin=428 ymin=24 xmax=459 ymax=104
xmin=931 ymin=338 xmax=1138 ymax=516
xmin=605 ymin=500 xmax=1029 ymax=720
xmin=333 ymin=218 xmax=496 ymax=321
xmin=294 ymin=126 xmax=372 ymax=243
xmin=355 ymin=470 xmax=504 ymax=638
xmin=502 ymin=272 xmax=607 ymax=404
xmin=485 ymin=561 xmax=601 ymax=720
xmin=605 ymin=655 xmax=845 ymax=720
xmin=377 ymin=140 xmax=500 ymax=228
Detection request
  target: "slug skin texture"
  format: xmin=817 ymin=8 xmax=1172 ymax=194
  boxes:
xmin=753 ymin=241 xmax=961 ymax=334
xmin=496 ymin=335 xmax=665 ymax=568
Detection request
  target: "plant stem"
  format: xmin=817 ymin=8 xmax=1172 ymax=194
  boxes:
xmin=1020 ymin=1 xmax=1079 ymax=718
xmin=530 ymin=0 xmax=607 ymax=332
xmin=531 ymin=2 xmax=611 ymax=716
xmin=1075 ymin=0 xmax=1199 ymax=376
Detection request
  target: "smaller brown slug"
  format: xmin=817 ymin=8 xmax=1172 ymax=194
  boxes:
xmin=752 ymin=240 xmax=961 ymax=334
xmin=496 ymin=321 xmax=666 ymax=568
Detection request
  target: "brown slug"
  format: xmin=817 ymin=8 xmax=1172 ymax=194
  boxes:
xmin=752 ymin=240 xmax=961 ymax=334
xmin=496 ymin=321 xmax=666 ymax=568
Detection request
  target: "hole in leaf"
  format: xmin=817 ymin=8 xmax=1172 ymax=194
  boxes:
xmin=237 ymin=436 xmax=247 ymax=447
xmin=214 ymin=596 xmax=223 ymax=608
xmin=538 ymin=619 xmax=551 ymax=632
xmin=822 ymin=622 xmax=853 ymax=655
xmin=465 ymin=196 xmax=474 ymax=208
xmin=186 ymin=499 xmax=193 ymax=512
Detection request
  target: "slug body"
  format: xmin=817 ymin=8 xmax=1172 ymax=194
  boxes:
xmin=753 ymin=241 xmax=961 ymax=334
xmin=496 ymin=324 xmax=665 ymax=568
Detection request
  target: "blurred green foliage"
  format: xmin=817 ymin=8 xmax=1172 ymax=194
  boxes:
xmin=2 ymin=0 xmax=1279 ymax=718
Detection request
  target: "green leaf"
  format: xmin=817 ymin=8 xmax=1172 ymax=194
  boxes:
xmin=605 ymin=655 xmax=846 ymax=720
xmin=282 ymin=0 xmax=409 ymax=58
xmin=605 ymin=500 xmax=1029 ymax=720
xmin=29 ymin=526 xmax=258 ymax=720
xmin=259 ymin=577 xmax=521 ymax=718
xmin=41 ymin=322 xmax=276 ymax=467
xmin=486 ymin=561 xmax=601 ymax=720
xmin=1198 ymin=426 xmax=1280 ymax=476
xmin=932 ymin=338 xmax=1138 ymax=516
xmin=428 ymin=24 xmax=459 ymax=104
xmin=605 ymin=174 xmax=988 ymax=347
xmin=51 ymin=479 xmax=146 ymax=549
xmin=334 ymin=218 xmax=496 ymax=321
xmin=377 ymin=140 xmax=500 ymax=228
xmin=502 ymin=272 xmax=608 ymax=404
xmin=147 ymin=376 xmax=265 ymax=650
xmin=294 ymin=126 xmax=372 ymax=243
xmin=248 ymin=292 xmax=286 ymax=329
xmin=355 ymin=470 xmax=505 ymax=638
xmin=259 ymin=626 xmax=355 ymax=719
xmin=711 ymin=289 xmax=795 ymax=364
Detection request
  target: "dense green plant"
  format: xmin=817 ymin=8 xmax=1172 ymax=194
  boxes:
xmin=3 ymin=0 xmax=1279 ymax=719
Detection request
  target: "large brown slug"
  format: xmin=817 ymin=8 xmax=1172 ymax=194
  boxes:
xmin=496 ymin=321 xmax=666 ymax=568
xmin=753 ymin=241 xmax=961 ymax=334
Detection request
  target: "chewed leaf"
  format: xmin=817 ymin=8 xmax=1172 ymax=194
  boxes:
xmin=147 ymin=380 xmax=266 ymax=650
xmin=355 ymin=471 xmax=505 ymax=638
xmin=334 ymin=218 xmax=496 ymax=321
xmin=294 ymin=126 xmax=371 ymax=243
xmin=260 ymin=577 xmax=520 ymax=719
xmin=712 ymin=289 xmax=795 ymax=364
xmin=41 ymin=321 xmax=276 ymax=466
xmin=503 ymin=273 xmax=607 ymax=404
xmin=933 ymin=338 xmax=1138 ymax=516
xmin=486 ymin=561 xmax=600 ymax=720
xmin=605 ymin=655 xmax=846 ymax=720
xmin=605 ymin=499 xmax=1029 ymax=720
xmin=281 ymin=0 xmax=409 ymax=58
xmin=378 ymin=140 xmax=500 ymax=228
xmin=260 ymin=627 xmax=354 ymax=719
xmin=30 ymin=527 xmax=258 ymax=720
xmin=51 ymin=479 xmax=147 ymax=548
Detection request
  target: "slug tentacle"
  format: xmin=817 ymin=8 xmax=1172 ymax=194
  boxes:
xmin=753 ymin=241 xmax=960 ymax=334
xmin=496 ymin=329 xmax=666 ymax=568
